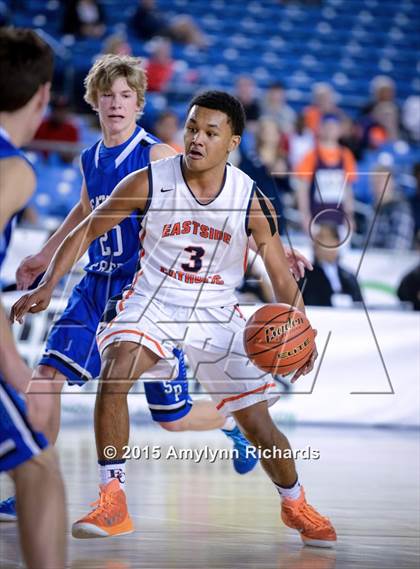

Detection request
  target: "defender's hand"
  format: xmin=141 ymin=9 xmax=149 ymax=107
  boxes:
xmin=16 ymin=253 xmax=49 ymax=290
xmin=10 ymin=282 xmax=53 ymax=324
xmin=283 ymin=246 xmax=313 ymax=281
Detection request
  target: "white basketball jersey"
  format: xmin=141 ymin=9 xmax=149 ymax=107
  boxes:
xmin=133 ymin=155 xmax=256 ymax=308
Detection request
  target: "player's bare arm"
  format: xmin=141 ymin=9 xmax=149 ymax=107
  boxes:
xmin=248 ymin=190 xmax=305 ymax=313
xmin=15 ymin=144 xmax=176 ymax=291
xmin=0 ymin=157 xmax=36 ymax=229
xmin=16 ymin=178 xmax=92 ymax=289
xmin=10 ymin=167 xmax=150 ymax=322
xmin=248 ymin=190 xmax=317 ymax=379
xmin=0 ymin=157 xmax=36 ymax=389
xmin=248 ymin=234 xmax=313 ymax=281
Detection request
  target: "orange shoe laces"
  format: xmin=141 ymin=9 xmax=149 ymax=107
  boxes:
xmin=287 ymin=500 xmax=331 ymax=530
xmin=87 ymin=491 xmax=117 ymax=521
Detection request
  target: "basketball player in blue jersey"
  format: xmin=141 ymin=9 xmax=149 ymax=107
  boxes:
xmin=12 ymin=91 xmax=336 ymax=547
xmin=0 ymin=28 xmax=66 ymax=568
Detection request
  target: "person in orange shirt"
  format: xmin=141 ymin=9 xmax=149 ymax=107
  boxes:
xmin=303 ymin=83 xmax=344 ymax=135
xmin=294 ymin=113 xmax=357 ymax=236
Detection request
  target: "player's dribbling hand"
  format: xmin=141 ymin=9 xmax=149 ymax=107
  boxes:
xmin=290 ymin=329 xmax=318 ymax=383
xmin=283 ymin=246 xmax=313 ymax=281
xmin=10 ymin=282 xmax=53 ymax=324
xmin=16 ymin=252 xmax=49 ymax=290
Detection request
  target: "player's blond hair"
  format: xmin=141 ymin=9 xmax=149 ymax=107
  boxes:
xmin=84 ymin=54 xmax=147 ymax=114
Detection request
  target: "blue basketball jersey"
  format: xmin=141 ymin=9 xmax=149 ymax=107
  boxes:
xmin=0 ymin=129 xmax=33 ymax=269
xmin=81 ymin=126 xmax=160 ymax=278
xmin=0 ymin=129 xmax=49 ymax=473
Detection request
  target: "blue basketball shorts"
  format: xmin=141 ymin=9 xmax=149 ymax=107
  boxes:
xmin=0 ymin=377 xmax=49 ymax=473
xmin=40 ymin=272 xmax=192 ymax=422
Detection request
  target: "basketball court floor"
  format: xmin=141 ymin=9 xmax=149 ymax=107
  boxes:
xmin=1 ymin=424 xmax=419 ymax=569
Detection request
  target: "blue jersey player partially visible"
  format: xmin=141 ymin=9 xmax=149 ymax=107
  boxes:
xmin=1 ymin=55 xmax=261 ymax=529
xmin=0 ymin=27 xmax=66 ymax=568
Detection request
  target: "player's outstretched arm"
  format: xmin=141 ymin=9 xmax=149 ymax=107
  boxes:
xmin=16 ymin=178 xmax=92 ymax=290
xmin=10 ymin=167 xmax=150 ymax=322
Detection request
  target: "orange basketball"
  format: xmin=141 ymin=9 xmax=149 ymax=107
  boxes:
xmin=244 ymin=303 xmax=315 ymax=375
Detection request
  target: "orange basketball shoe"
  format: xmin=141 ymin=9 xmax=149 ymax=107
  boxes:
xmin=281 ymin=487 xmax=336 ymax=548
xmin=72 ymin=479 xmax=134 ymax=539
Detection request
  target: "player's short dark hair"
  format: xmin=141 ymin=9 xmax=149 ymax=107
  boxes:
xmin=187 ymin=90 xmax=246 ymax=136
xmin=0 ymin=27 xmax=54 ymax=112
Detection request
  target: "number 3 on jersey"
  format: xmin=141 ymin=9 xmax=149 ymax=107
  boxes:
xmin=99 ymin=225 xmax=123 ymax=257
xmin=181 ymin=246 xmax=205 ymax=273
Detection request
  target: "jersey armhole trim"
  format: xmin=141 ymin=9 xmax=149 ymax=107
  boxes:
xmin=256 ymin=186 xmax=277 ymax=236
xmin=244 ymin=182 xmax=257 ymax=236
xmin=144 ymin=164 xmax=153 ymax=217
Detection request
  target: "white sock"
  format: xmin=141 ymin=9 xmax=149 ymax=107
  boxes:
xmin=222 ymin=417 xmax=236 ymax=431
xmin=98 ymin=461 xmax=126 ymax=488
xmin=275 ymin=478 xmax=301 ymax=501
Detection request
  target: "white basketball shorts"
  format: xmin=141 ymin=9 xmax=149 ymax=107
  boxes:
xmin=96 ymin=291 xmax=280 ymax=416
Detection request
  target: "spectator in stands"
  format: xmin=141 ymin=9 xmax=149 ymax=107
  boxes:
xmin=261 ymin=82 xmax=296 ymax=135
xmin=131 ymin=0 xmax=207 ymax=48
xmin=397 ymin=263 xmax=420 ymax=311
xmin=294 ymin=114 xmax=356 ymax=235
xmin=145 ymin=37 xmax=175 ymax=92
xmin=288 ymin=113 xmax=315 ymax=169
xmin=299 ymin=223 xmax=363 ymax=307
xmin=235 ymin=76 xmax=261 ymax=130
xmin=358 ymin=121 xmax=388 ymax=160
xmin=102 ymin=33 xmax=132 ymax=56
xmin=339 ymin=116 xmax=363 ymax=161
xmin=63 ymin=0 xmax=105 ymax=39
xmin=153 ymin=110 xmax=183 ymax=153
xmin=239 ymin=118 xmax=288 ymax=230
xmin=369 ymin=165 xmax=414 ymax=250
xmin=0 ymin=1 xmax=10 ymax=25
xmin=303 ymin=83 xmax=343 ymax=135
xmin=34 ymin=94 xmax=80 ymax=163
xmin=410 ymin=163 xmax=420 ymax=246
xmin=402 ymin=95 xmax=420 ymax=144
xmin=362 ymin=76 xmax=400 ymax=141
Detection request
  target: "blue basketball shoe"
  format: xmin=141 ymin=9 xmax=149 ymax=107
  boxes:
xmin=0 ymin=496 xmax=17 ymax=521
xmin=222 ymin=426 xmax=258 ymax=474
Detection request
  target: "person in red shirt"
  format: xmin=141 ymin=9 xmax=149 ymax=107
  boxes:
xmin=145 ymin=38 xmax=175 ymax=93
xmin=35 ymin=94 xmax=80 ymax=162
xmin=294 ymin=113 xmax=357 ymax=236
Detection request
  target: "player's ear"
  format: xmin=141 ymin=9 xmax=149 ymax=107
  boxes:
xmin=228 ymin=135 xmax=241 ymax=153
xmin=37 ymin=82 xmax=51 ymax=112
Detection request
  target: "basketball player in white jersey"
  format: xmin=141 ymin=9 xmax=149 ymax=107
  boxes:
xmin=11 ymin=91 xmax=337 ymax=547
xmin=1 ymin=54 xmax=312 ymax=526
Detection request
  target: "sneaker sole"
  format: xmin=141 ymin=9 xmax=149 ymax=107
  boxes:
xmin=72 ymin=522 xmax=134 ymax=539
xmin=301 ymin=536 xmax=336 ymax=548
xmin=0 ymin=514 xmax=17 ymax=522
